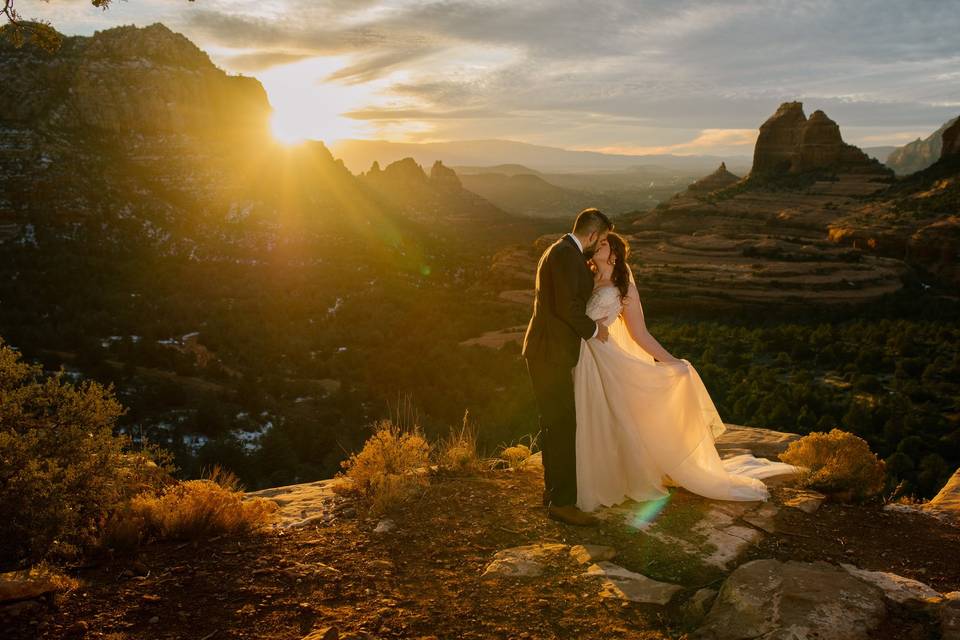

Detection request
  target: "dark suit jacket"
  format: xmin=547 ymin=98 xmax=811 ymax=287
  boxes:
xmin=522 ymin=234 xmax=597 ymax=368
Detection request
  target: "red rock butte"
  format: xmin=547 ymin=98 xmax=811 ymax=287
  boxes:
xmin=751 ymin=102 xmax=889 ymax=177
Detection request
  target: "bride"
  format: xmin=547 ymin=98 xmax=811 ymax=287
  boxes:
xmin=574 ymin=232 xmax=797 ymax=513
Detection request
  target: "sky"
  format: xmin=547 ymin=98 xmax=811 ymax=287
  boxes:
xmin=21 ymin=0 xmax=960 ymax=155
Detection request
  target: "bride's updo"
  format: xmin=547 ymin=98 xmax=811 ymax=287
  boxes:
xmin=607 ymin=232 xmax=631 ymax=300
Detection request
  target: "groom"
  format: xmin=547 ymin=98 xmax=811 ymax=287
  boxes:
xmin=523 ymin=208 xmax=613 ymax=526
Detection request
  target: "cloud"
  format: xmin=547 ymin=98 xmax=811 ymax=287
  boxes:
xmin=27 ymin=0 xmax=960 ymax=151
xmin=588 ymin=129 xmax=758 ymax=156
xmin=220 ymin=51 xmax=314 ymax=72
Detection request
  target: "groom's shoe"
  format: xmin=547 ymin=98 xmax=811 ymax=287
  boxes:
xmin=547 ymin=504 xmax=600 ymax=527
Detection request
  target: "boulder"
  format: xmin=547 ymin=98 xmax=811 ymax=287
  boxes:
xmin=942 ymin=593 xmax=960 ymax=640
xmin=694 ymin=559 xmax=887 ymax=640
xmin=840 ymin=563 xmax=941 ymax=603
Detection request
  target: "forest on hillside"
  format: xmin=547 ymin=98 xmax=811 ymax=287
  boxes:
xmin=1 ymin=222 xmax=957 ymax=499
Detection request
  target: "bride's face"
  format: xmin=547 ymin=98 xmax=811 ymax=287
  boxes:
xmin=591 ymin=237 xmax=611 ymax=266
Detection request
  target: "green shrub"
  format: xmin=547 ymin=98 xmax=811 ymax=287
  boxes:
xmin=0 ymin=340 xmax=171 ymax=567
xmin=779 ymin=428 xmax=886 ymax=501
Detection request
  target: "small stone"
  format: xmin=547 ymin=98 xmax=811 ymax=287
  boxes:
xmin=302 ymin=626 xmax=339 ymax=640
xmin=781 ymin=488 xmax=826 ymax=514
xmin=569 ymin=544 xmax=617 ymax=565
xmin=148 ymin=616 xmax=159 ymax=624
xmin=373 ymin=519 xmax=396 ymax=534
xmin=63 ymin=620 xmax=89 ymax=638
xmin=131 ymin=560 xmax=149 ymax=576
xmin=368 ymin=559 xmax=394 ymax=573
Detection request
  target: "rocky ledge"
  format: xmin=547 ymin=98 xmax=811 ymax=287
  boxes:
xmin=6 ymin=425 xmax=959 ymax=640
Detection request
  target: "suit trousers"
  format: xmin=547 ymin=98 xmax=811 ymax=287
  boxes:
xmin=526 ymin=357 xmax=578 ymax=507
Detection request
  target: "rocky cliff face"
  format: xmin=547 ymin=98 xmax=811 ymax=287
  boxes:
xmin=886 ymin=116 xmax=959 ymax=175
xmin=0 ymin=23 xmax=270 ymax=136
xmin=751 ymin=102 xmax=889 ymax=177
xmin=941 ymin=117 xmax=960 ymax=159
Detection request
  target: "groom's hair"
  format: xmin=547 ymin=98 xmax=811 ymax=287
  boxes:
xmin=572 ymin=208 xmax=613 ymax=235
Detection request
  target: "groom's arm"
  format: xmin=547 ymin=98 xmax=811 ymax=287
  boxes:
xmin=550 ymin=248 xmax=599 ymax=341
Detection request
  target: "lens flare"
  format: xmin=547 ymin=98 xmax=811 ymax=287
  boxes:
xmin=626 ymin=493 xmax=672 ymax=529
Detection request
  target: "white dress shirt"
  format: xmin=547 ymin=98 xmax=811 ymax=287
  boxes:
xmin=567 ymin=234 xmax=599 ymax=339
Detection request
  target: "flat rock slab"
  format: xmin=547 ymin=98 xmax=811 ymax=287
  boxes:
xmin=246 ymin=477 xmax=352 ymax=528
xmin=840 ymin=563 xmax=941 ymax=603
xmin=694 ymin=559 xmax=887 ymax=640
xmin=0 ymin=571 xmax=60 ymax=603
xmin=583 ymin=561 xmax=683 ymax=605
xmin=715 ymin=424 xmax=800 ymax=459
xmin=481 ymin=543 xmax=569 ymax=579
xmin=601 ymin=497 xmax=774 ymax=570
xmin=780 ymin=487 xmax=826 ymax=514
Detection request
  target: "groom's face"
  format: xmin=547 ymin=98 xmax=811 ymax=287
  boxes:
xmin=582 ymin=230 xmax=609 ymax=259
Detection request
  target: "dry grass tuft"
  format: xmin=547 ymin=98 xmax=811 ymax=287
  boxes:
xmin=435 ymin=410 xmax=481 ymax=475
xmin=101 ymin=467 xmax=276 ymax=546
xmin=779 ymin=428 xmax=886 ymax=502
xmin=490 ymin=433 xmax=539 ymax=471
xmin=340 ymin=419 xmax=430 ymax=515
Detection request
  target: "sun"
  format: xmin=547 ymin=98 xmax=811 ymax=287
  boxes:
xmin=269 ymin=112 xmax=311 ymax=146
xmin=257 ymin=57 xmax=381 ymax=146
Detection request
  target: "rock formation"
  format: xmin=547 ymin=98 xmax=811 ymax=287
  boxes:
xmin=751 ymin=102 xmax=808 ymax=174
xmin=429 ymin=160 xmax=462 ymax=189
xmin=0 ymin=23 xmax=270 ymax=136
xmin=361 ymin=158 xmax=507 ymax=223
xmin=686 ymin=162 xmax=740 ymax=194
xmin=750 ymin=102 xmax=890 ymax=177
xmin=886 ymin=116 xmax=959 ymax=174
xmin=941 ymin=117 xmax=960 ymax=159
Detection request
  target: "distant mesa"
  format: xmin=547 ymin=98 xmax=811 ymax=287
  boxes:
xmin=886 ymin=116 xmax=959 ymax=175
xmin=940 ymin=117 xmax=960 ymax=160
xmin=751 ymin=102 xmax=889 ymax=177
xmin=686 ymin=162 xmax=741 ymax=194
xmin=364 ymin=157 xmax=462 ymax=188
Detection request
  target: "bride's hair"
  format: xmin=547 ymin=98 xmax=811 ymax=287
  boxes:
xmin=607 ymin=232 xmax=631 ymax=300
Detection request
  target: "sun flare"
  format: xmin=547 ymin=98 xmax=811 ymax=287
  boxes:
xmin=257 ymin=57 xmax=383 ymax=146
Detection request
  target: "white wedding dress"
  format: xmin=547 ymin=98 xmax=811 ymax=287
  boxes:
xmin=574 ymin=285 xmax=798 ymax=512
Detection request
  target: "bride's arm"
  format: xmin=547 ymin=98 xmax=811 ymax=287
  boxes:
xmin=621 ymin=282 xmax=682 ymax=363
